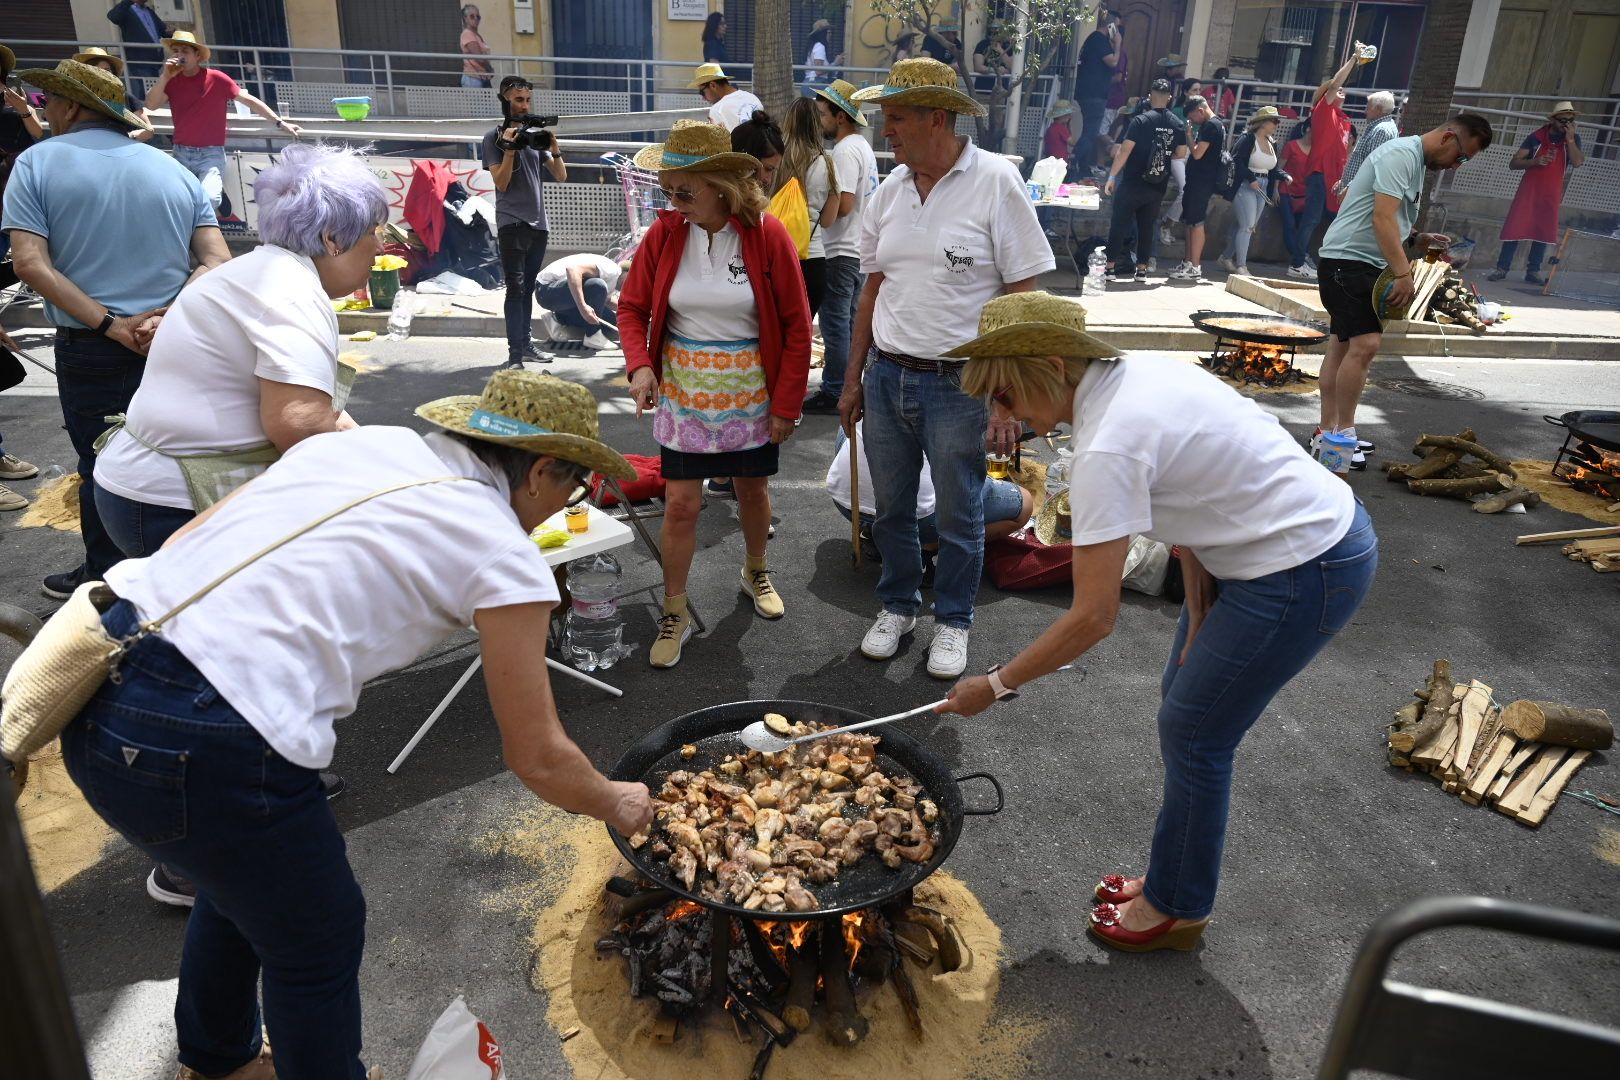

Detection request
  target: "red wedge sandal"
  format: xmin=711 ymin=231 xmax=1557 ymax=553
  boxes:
xmin=1093 ymin=873 xmax=1144 ymax=904
xmin=1087 ymin=902 xmax=1208 ymax=953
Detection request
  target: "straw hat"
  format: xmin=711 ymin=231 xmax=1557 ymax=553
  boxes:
xmin=632 ymin=118 xmax=760 ymax=173
xmin=1033 ymin=490 xmax=1073 ymax=547
xmin=941 ymin=292 xmax=1122 ymax=362
xmin=416 ymin=369 xmax=635 ymax=481
xmin=850 ymin=58 xmax=986 ymax=117
xmin=0 ymin=46 xmax=15 ymax=82
xmin=161 ymin=30 xmax=211 ymax=63
xmin=1045 ymin=99 xmax=1076 ymax=120
xmin=72 ymin=47 xmax=125 ymax=76
xmin=814 ymin=78 xmax=868 ymax=125
xmin=1247 ymin=105 xmax=1282 ymax=127
xmin=1548 ymin=101 xmax=1576 ymax=119
xmin=1156 ymin=54 xmax=1187 ymax=69
xmin=812 ymin=18 xmax=831 ymax=33
xmin=687 ymin=62 xmax=731 ymax=89
xmin=17 ymin=59 xmax=151 ymax=133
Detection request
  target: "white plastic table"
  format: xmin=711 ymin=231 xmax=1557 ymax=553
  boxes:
xmin=387 ymin=503 xmax=635 ymax=773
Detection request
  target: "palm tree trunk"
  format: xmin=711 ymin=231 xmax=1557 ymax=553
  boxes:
xmin=752 ymin=0 xmax=795 ymax=119
xmin=1401 ymin=0 xmax=1471 ymax=229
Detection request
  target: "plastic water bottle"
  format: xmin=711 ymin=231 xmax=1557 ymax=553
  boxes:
xmin=1083 ymin=248 xmax=1108 ymax=296
xmin=387 ymin=289 xmax=416 ymax=340
xmin=565 ymin=552 xmax=633 ymax=671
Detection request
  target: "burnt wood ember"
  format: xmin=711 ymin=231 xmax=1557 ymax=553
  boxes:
xmin=1554 ymin=441 xmax=1620 ymax=498
xmin=781 ymin=930 xmax=819 ymax=1032
xmin=818 ymin=913 xmax=869 ymax=1045
xmin=740 ymin=919 xmax=788 ymax=995
xmin=1200 ymin=339 xmax=1306 ymax=386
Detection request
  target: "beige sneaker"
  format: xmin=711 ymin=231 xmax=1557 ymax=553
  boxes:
xmin=649 ymin=599 xmax=693 ymax=668
xmin=0 ymin=453 xmax=38 ymax=480
xmin=0 ymin=484 xmax=28 ymax=511
xmin=741 ymin=564 xmax=784 ymax=619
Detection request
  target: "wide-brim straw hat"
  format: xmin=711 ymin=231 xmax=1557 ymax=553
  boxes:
xmin=941 ymin=292 xmax=1123 ymax=362
xmin=72 ymin=47 xmax=125 ymax=76
xmin=0 ymin=46 xmax=15 ymax=82
xmin=19 ymin=59 xmax=151 ymax=133
xmin=1549 ymin=101 xmax=1577 ymax=119
xmin=1247 ymin=105 xmax=1282 ymax=127
xmin=632 ymin=118 xmax=760 ymax=173
xmin=1033 ymin=490 xmax=1073 ymax=546
xmin=161 ymin=30 xmax=211 ymax=63
xmin=1046 ymin=99 xmax=1076 ymax=120
xmin=688 ymin=62 xmax=730 ymax=89
xmin=814 ymin=78 xmax=868 ymax=125
xmin=850 ymin=58 xmax=986 ymax=117
xmin=1157 ymin=54 xmax=1187 ymax=69
xmin=416 ymin=369 xmax=635 ymax=481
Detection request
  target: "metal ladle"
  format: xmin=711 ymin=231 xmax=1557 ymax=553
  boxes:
xmin=737 ymin=699 xmax=950 ymax=754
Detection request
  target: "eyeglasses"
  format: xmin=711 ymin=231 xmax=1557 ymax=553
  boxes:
xmin=1454 ymin=154 xmax=1470 ymax=165
xmin=659 ymin=187 xmax=700 ymax=204
xmin=990 ymin=384 xmax=1015 ymax=410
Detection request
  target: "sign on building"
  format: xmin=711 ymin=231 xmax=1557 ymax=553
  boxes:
xmin=668 ymin=0 xmax=708 ymax=20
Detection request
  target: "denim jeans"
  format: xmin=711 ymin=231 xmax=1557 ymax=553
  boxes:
xmin=61 ymin=600 xmax=367 ymax=1079
xmin=535 ymin=277 xmax=617 ymax=329
xmin=863 ymin=356 xmax=988 ymax=628
xmin=834 ymin=477 xmax=1024 ymax=549
xmin=819 ymin=256 xmax=862 ymax=398
xmin=1074 ymin=96 xmax=1108 ymax=176
xmin=1107 ymin=180 xmax=1164 ymax=274
xmin=95 ymin=486 xmax=195 ymax=558
xmin=1221 ymin=184 xmax=1266 ymax=267
xmin=497 ymin=222 xmax=548 ymax=355
xmin=55 ymin=333 xmax=147 ymax=577
xmin=173 ymin=145 xmax=227 ymax=211
xmin=1278 ymin=173 xmax=1327 ymax=268
xmin=461 ymin=74 xmax=491 ymax=89
xmin=1496 ymin=240 xmax=1547 ymax=274
xmin=1144 ymin=503 xmax=1377 ymax=920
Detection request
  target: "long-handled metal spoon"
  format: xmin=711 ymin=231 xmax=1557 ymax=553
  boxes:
xmin=737 ymin=699 xmax=950 ymax=754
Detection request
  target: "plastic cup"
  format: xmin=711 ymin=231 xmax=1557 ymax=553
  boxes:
xmin=565 ymin=505 xmax=590 ymax=534
xmin=986 ymin=452 xmax=1011 ymax=480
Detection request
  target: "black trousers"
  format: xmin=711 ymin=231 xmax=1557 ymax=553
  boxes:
xmin=497 ymin=222 xmax=548 ymax=355
xmin=799 ymin=257 xmax=826 ymax=319
xmin=1106 ymin=179 xmax=1165 ymax=274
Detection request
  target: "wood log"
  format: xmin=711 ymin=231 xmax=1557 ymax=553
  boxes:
xmin=1413 ymin=699 xmax=1462 ymax=772
xmin=1403 ymin=449 xmax=1463 ymax=481
xmin=1416 ymin=435 xmax=1518 ymax=478
xmin=1387 ymin=701 xmax=1424 ymax=759
xmin=1499 ymin=700 xmax=1613 ymax=750
xmin=1464 ymin=705 xmax=1505 ymax=780
xmin=890 ymin=946 xmax=925 ymax=1038
xmin=818 ymin=916 xmax=869 ymax=1045
xmin=1389 ymin=662 xmax=1455 ymax=753
xmin=1409 ymin=260 xmax=1450 ymax=320
xmin=1407 ymin=473 xmax=1513 ymax=498
xmin=1447 ymin=462 xmax=1492 ymax=480
xmin=898 ymin=906 xmax=965 ymax=973
xmin=1473 ymin=487 xmax=1541 ymax=514
xmin=1590 ymin=554 xmax=1620 ymax=572
xmin=1562 ymin=538 xmax=1620 ymax=560
xmin=1497 ymin=746 xmax=1570 ymax=815
xmin=1488 ymin=742 xmax=1543 ymax=802
xmin=1516 ymin=525 xmax=1620 ymax=545
xmin=1450 ymin=682 xmax=1492 ymax=781
xmin=781 ymin=932 xmax=818 ymax=1033
xmin=1514 ymin=750 xmax=1592 ymax=827
xmin=890 ymin=921 xmax=937 ymax=966
xmin=1462 ymin=733 xmax=1516 ymax=805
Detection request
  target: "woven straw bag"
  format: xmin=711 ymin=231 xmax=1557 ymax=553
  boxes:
xmin=0 ymin=476 xmax=468 ymax=766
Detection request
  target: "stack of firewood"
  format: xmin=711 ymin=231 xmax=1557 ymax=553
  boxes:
xmin=1382 ymin=428 xmax=1539 ymax=511
xmin=1386 ymin=660 xmax=1612 ymax=827
xmin=1561 ymin=536 xmax=1620 ymax=573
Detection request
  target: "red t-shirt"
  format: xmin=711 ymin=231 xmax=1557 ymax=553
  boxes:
xmin=1043 ymin=118 xmax=1072 ymax=161
xmin=1280 ymin=140 xmax=1309 ymax=207
xmin=1305 ymin=97 xmax=1352 ymax=210
xmin=166 ymin=67 xmax=241 ymax=147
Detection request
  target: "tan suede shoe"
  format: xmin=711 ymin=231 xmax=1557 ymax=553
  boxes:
xmin=741 ymin=566 xmax=784 ymax=620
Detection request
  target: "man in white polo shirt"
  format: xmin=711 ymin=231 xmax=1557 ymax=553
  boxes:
xmin=841 ymin=59 xmax=1055 ymax=679
xmin=690 ymin=63 xmax=761 ymax=132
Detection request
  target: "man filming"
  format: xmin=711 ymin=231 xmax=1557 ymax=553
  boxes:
xmin=482 ymin=75 xmax=566 ymax=369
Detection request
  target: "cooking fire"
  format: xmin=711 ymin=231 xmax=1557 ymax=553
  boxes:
xmin=1553 ymin=441 xmax=1620 ymax=499
xmin=1202 ymin=341 xmax=1308 ymax=386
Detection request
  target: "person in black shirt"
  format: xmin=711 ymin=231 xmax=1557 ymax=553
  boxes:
xmin=1169 ymin=96 xmax=1224 ymax=280
xmin=1103 ymin=79 xmax=1186 ymax=281
xmin=921 ymin=22 xmax=961 ymax=65
xmin=1071 ymin=9 xmax=1122 ymax=176
xmin=702 ymin=12 xmax=728 ymax=64
xmin=972 ymin=23 xmax=1011 ymax=95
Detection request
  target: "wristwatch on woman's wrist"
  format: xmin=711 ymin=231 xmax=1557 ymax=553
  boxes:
xmin=95 ymin=311 xmax=117 ymax=337
xmin=987 ymin=665 xmax=1019 ymax=702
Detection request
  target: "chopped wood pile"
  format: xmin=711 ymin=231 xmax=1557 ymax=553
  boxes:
xmin=1393 ymin=261 xmax=1488 ymax=331
xmin=1382 ymin=428 xmax=1538 ymax=511
xmin=1385 ymin=661 xmax=1612 ymax=827
xmin=1560 ymin=536 xmax=1620 ymax=573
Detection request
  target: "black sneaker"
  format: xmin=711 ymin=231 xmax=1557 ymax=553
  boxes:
xmin=522 ymin=342 xmax=554 ymax=364
xmin=321 ymin=771 xmax=347 ymax=800
xmin=704 ymin=477 xmax=735 ymax=499
xmin=802 ymin=391 xmax=841 ymax=415
xmin=147 ymin=863 xmax=197 ymax=908
xmin=42 ymin=565 xmax=87 ymax=600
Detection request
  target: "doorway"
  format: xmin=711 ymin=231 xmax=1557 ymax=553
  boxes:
xmin=1344 ymin=2 xmax=1426 ymax=91
xmin=550 ymin=0 xmax=653 ymax=96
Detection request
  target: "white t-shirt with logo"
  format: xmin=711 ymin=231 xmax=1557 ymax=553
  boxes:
xmin=709 ymin=89 xmax=763 ymax=131
xmin=823 ymin=132 xmax=879 ymax=260
xmin=860 ymin=139 xmax=1055 ymax=359
xmin=105 ymin=428 xmax=560 ymax=769
xmin=825 ymin=421 xmax=936 ymax=518
xmin=667 ymin=221 xmax=760 ymax=341
xmin=1064 ymin=354 xmax=1355 ymax=580
xmin=537 ymin=253 xmax=622 ymax=291
xmin=96 ymin=244 xmax=340 ymax=510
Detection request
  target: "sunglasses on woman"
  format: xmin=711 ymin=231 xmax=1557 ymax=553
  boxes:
xmin=990 ymin=384 xmax=1015 ymax=410
xmin=554 ymin=461 xmax=594 ymax=506
xmin=660 ymin=187 xmax=700 ymax=204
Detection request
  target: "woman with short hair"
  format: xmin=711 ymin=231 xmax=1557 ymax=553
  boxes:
xmin=939 ymin=291 xmax=1376 ymax=953
xmin=619 ymin=121 xmax=812 ymax=668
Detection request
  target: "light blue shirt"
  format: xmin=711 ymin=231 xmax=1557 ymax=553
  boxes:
xmin=1 ymin=127 xmax=216 ymax=327
xmin=1318 ymin=135 xmax=1424 ymax=268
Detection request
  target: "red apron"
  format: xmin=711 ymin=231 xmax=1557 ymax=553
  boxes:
xmin=1501 ymin=127 xmax=1569 ymax=244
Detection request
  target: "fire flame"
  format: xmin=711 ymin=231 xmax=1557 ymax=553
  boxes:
xmin=1227 ymin=343 xmax=1296 ymax=383
xmin=1556 ymin=443 xmax=1620 ymax=498
xmin=788 ymin=922 xmax=811 ymax=950
xmin=667 ymin=900 xmax=704 ymax=920
xmin=843 ymin=912 xmax=864 ymax=968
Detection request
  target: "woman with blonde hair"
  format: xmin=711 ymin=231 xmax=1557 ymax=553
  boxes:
xmin=938 ymin=291 xmax=1375 ymax=953
xmin=778 ymin=96 xmax=841 ymax=316
xmin=620 ymin=121 xmax=812 ymax=668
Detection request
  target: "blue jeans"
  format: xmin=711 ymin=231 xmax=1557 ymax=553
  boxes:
xmin=819 ymin=256 xmax=862 ymax=399
xmin=61 ymin=600 xmax=368 ymax=1079
xmin=461 ymin=74 xmax=491 ymax=89
xmin=836 ymin=476 xmax=1024 ymax=548
xmin=1144 ymin=503 xmax=1377 ymax=920
xmin=95 ymin=485 xmax=196 ymax=558
xmin=173 ymin=145 xmax=227 ymax=211
xmin=1221 ymin=184 xmax=1266 ymax=267
xmin=1074 ymin=96 xmax=1108 ymax=176
xmin=535 ymin=277 xmax=617 ymax=329
xmin=863 ymin=356 xmax=988 ymax=628
xmin=55 ymin=333 xmax=147 ymax=577
xmin=1496 ymin=240 xmax=1546 ymax=274
xmin=1279 ymin=173 xmax=1327 ymax=268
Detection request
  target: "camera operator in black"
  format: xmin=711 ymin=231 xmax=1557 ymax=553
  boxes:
xmin=482 ymin=75 xmax=566 ymax=367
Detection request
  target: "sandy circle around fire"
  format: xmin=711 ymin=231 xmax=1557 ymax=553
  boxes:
xmin=478 ymin=806 xmax=1048 ymax=1080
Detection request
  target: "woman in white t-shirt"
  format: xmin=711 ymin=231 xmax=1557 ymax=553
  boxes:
xmin=802 ymin=20 xmax=840 ymax=94
xmin=779 ymin=97 xmax=842 ymax=317
xmin=95 ymin=143 xmax=385 ymax=558
xmin=939 ymin=292 xmax=1377 ymax=954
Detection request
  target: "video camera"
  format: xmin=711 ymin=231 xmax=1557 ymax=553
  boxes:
xmin=499 ymin=115 xmax=561 ymax=152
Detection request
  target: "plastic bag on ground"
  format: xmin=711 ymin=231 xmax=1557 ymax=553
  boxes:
xmin=1121 ymin=534 xmax=1171 ymax=596
xmin=405 ymin=996 xmax=503 ymax=1080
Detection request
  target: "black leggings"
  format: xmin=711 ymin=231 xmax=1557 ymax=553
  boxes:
xmin=800 ymin=258 xmax=826 ymax=319
xmin=497 ymin=222 xmax=547 ymax=353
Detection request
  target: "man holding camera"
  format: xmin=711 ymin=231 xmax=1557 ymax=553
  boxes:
xmin=482 ymin=76 xmax=566 ymax=368
xmin=1488 ymin=102 xmax=1584 ymax=286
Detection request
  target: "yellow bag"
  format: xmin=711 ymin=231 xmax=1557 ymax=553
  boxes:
xmin=767 ymin=177 xmax=812 ymax=259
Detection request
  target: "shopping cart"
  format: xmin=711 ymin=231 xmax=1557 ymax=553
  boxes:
xmin=600 ymin=151 xmax=669 ymax=262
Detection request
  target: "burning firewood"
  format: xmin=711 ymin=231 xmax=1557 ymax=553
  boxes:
xmin=781 ymin=929 xmax=819 ymax=1033
xmin=818 ymin=916 xmax=869 ymax=1045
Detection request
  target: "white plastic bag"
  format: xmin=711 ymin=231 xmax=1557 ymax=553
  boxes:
xmin=1121 ymin=534 xmax=1171 ymax=596
xmin=1030 ymin=156 xmax=1068 ymax=196
xmin=405 ymin=997 xmax=503 ymax=1080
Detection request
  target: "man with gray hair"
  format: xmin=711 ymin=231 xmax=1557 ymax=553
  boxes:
xmin=1335 ymin=91 xmax=1400 ymax=197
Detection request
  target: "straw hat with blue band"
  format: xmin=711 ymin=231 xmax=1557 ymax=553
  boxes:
xmin=632 ymin=119 xmax=761 ymax=174
xmin=416 ymin=368 xmax=636 ymax=481
xmin=850 ymin=58 xmax=986 ymax=117
xmin=160 ymin=30 xmax=211 ymax=63
xmin=813 ymin=78 xmax=868 ymax=126
xmin=687 ymin=62 xmax=731 ymax=89
xmin=18 ymin=59 xmax=152 ymax=134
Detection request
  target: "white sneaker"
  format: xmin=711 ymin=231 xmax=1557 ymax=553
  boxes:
xmin=1287 ymin=264 xmax=1318 ymax=281
xmin=1159 ymin=226 xmax=1176 ymax=246
xmin=860 ymin=611 xmax=916 ymax=660
xmin=1145 ymin=258 xmax=1157 ymax=273
xmin=926 ymin=626 xmax=970 ymax=680
xmin=581 ymin=330 xmax=617 ymax=351
xmin=1168 ymin=261 xmax=1199 ymax=281
xmin=1218 ymin=256 xmax=1240 ymax=274
xmin=1234 ymin=265 xmax=1252 ymax=277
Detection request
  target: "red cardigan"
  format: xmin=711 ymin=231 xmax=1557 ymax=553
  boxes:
xmin=620 ymin=210 xmax=812 ymax=421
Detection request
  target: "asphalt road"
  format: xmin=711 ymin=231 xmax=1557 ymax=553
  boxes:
xmin=4 ymin=331 xmax=1618 ymax=1079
